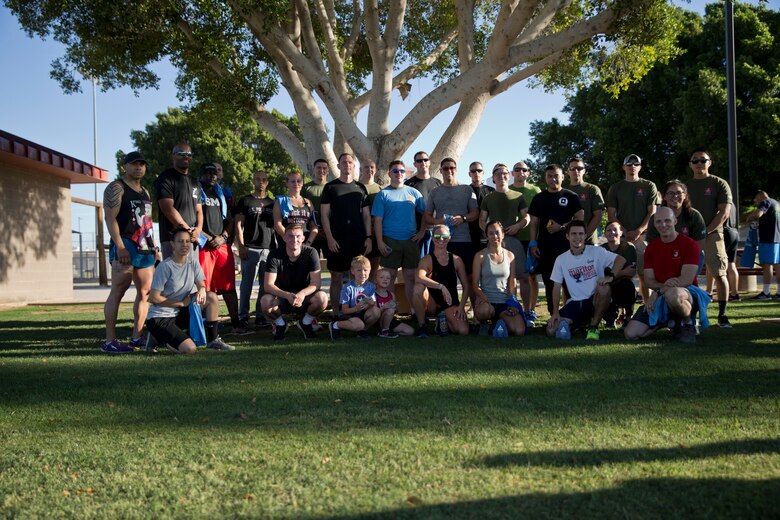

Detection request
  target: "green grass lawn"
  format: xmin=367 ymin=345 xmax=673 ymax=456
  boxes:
xmin=1 ymin=301 xmax=779 ymax=518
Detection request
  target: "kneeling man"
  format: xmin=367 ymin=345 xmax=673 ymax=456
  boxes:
xmin=262 ymin=224 xmax=329 ymax=340
xmin=547 ymin=220 xmax=625 ymax=340
xmin=146 ymin=228 xmax=232 ymax=354
xmin=624 ymin=207 xmax=709 ymax=343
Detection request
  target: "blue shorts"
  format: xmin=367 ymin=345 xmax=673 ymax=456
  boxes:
xmin=560 ymin=296 xmax=595 ymax=329
xmin=110 ymin=238 xmax=156 ymax=269
xmin=758 ymin=243 xmax=780 ymax=264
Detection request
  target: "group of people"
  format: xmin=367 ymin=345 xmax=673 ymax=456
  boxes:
xmin=102 ymin=144 xmax=780 ymax=353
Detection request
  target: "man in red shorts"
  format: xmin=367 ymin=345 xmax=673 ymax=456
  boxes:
xmin=197 ymin=163 xmax=241 ymax=346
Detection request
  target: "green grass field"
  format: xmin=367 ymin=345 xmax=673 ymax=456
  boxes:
xmin=1 ymin=301 xmax=778 ymax=518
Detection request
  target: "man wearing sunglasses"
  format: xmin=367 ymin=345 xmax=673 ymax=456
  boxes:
xmin=405 ymin=151 xmax=441 ymax=256
xmin=510 ymin=161 xmax=542 ymax=322
xmin=424 ymin=158 xmax=479 ymax=276
xmin=607 ymin=154 xmax=658 ymax=305
xmin=566 ymin=157 xmax=605 ymax=246
xmin=468 ymin=162 xmax=494 ymax=252
xmin=371 ymin=160 xmax=426 ymax=307
xmin=154 ymin=143 xmax=203 ymax=259
xmin=686 ymin=148 xmax=733 ymax=327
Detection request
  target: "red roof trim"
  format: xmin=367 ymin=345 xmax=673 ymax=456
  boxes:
xmin=0 ymin=129 xmax=108 ymax=182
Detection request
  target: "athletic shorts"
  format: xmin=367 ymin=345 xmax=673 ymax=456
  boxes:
xmin=277 ymin=293 xmax=319 ymax=317
xmin=429 ymin=286 xmax=459 ymax=310
xmin=630 ymin=295 xmax=700 ymax=327
xmin=723 ymin=227 xmax=739 ymax=263
xmin=502 ymin=236 xmax=526 ymax=277
xmin=146 ymin=309 xmax=191 ymax=350
xmin=199 ymin=243 xmax=236 ymax=292
xmin=703 ymin=231 xmax=728 ymax=276
xmin=559 ymin=296 xmax=594 ymax=329
xmin=381 ymin=236 xmax=421 ymax=270
xmin=110 ymin=238 xmax=155 ymax=269
xmin=447 ymin=241 xmax=476 ymax=275
xmin=325 ymin=238 xmax=367 ymax=272
xmin=758 ymin=243 xmax=780 ymax=264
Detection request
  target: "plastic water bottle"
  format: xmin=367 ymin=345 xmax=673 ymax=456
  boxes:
xmin=554 ymin=320 xmax=571 ymax=340
xmin=437 ymin=311 xmax=449 ymax=336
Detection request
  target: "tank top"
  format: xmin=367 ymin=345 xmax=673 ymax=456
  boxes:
xmin=117 ymin=179 xmax=155 ymax=252
xmin=376 ymin=290 xmax=394 ymax=308
xmin=480 ymin=249 xmax=510 ymax=304
xmin=431 ymin=252 xmax=460 ymax=306
xmin=277 ymin=195 xmax=313 ymax=229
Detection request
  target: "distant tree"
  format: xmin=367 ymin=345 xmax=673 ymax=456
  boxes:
xmin=528 ymin=2 xmax=780 ymax=206
xmin=9 ymin=0 xmax=684 ymax=175
xmin=117 ymin=107 xmax=299 ymax=199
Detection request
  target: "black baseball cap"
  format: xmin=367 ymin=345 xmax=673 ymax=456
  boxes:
xmin=123 ymin=151 xmax=147 ymax=164
xmin=200 ymin=163 xmax=218 ymax=175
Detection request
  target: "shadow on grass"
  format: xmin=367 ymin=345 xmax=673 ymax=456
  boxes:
xmin=326 ymin=477 xmax=779 ymax=519
xmin=478 ymin=438 xmax=780 ymax=468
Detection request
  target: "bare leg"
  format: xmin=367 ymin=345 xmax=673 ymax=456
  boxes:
xmin=104 ymin=265 xmax=133 ymax=341
xmin=131 ymin=266 xmax=153 ymax=338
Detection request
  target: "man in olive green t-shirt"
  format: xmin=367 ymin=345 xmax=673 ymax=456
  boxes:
xmin=686 ymin=147 xmax=733 ymax=328
xmin=607 ymin=154 xmax=658 ymax=304
xmin=509 ymin=161 xmax=542 ymax=319
xmin=566 ymin=157 xmax=605 ymax=245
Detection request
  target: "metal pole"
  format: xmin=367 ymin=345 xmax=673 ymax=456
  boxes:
xmin=91 ymin=76 xmax=108 ymax=285
xmin=725 ymin=0 xmax=739 ymax=222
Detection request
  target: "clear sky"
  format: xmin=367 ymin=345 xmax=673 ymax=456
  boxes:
xmin=0 ymin=0 xmax=735 ymax=241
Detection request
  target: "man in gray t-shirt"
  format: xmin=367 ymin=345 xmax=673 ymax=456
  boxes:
xmin=424 ymin=157 xmax=479 ymax=273
xmin=146 ymin=228 xmax=234 ymax=353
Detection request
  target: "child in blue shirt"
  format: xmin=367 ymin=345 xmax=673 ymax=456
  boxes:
xmin=329 ymin=256 xmax=380 ymax=339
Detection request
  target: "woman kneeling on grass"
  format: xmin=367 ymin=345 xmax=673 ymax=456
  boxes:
xmin=145 ymin=228 xmax=215 ymax=354
xmin=413 ymin=224 xmax=471 ymax=337
xmin=472 ymin=221 xmax=526 ymax=336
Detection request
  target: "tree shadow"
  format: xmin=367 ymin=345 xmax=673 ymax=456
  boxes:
xmin=478 ymin=438 xmax=780 ymax=468
xmin=325 ymin=477 xmax=779 ymax=519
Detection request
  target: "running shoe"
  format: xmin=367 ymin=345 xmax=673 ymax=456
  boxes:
xmin=296 ymin=321 xmax=317 ymax=339
xmin=329 ymin=322 xmax=341 ymax=340
xmin=585 ymin=326 xmax=600 ymax=340
xmin=102 ymin=339 xmax=133 ymax=354
xmin=717 ymin=315 xmax=732 ymax=328
xmin=273 ymin=322 xmax=288 ymax=341
xmin=128 ymin=336 xmax=146 ymax=350
xmin=416 ymin=324 xmax=429 ymax=338
xmin=750 ymin=292 xmax=772 ymax=301
xmin=357 ymin=330 xmax=370 ymax=339
xmin=206 ymin=337 xmax=236 ymax=351
xmin=678 ymin=323 xmax=696 ymax=344
xmin=378 ymin=329 xmax=399 ymax=339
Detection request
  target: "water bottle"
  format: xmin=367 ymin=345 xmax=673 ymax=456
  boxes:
xmin=437 ymin=311 xmax=449 ymax=336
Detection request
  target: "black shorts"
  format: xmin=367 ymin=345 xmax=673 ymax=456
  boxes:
xmin=447 ymin=241 xmax=475 ymax=275
xmin=430 ymin=287 xmax=459 ymax=310
xmin=560 ymin=297 xmax=595 ymax=329
xmin=278 ymin=294 xmax=318 ymax=317
xmin=724 ymin=227 xmax=739 ymax=263
xmin=146 ymin=309 xmax=191 ymax=350
xmin=324 ymin=238 xmax=366 ymax=272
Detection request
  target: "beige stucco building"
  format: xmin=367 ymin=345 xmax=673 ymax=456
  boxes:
xmin=0 ymin=130 xmax=107 ymax=304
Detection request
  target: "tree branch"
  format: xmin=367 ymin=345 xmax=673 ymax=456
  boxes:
xmin=343 ymin=0 xmax=362 ymax=63
xmin=490 ymin=52 xmax=563 ymax=96
xmin=312 ymin=0 xmax=350 ymax=98
xmin=455 ymin=0 xmax=476 ymax=71
xmin=294 ymin=0 xmax=326 ymax=70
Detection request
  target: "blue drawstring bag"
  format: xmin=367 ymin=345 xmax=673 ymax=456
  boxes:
xmin=525 ymin=253 xmax=538 ymax=274
xmin=740 ymin=224 xmax=758 ymax=267
xmin=188 ymin=299 xmax=207 ymax=347
xmin=492 ymin=319 xmax=509 ymax=338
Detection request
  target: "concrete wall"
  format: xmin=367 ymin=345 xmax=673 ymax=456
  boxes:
xmin=0 ymin=163 xmax=73 ymax=303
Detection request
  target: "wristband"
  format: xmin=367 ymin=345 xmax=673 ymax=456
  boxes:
xmin=529 ymin=240 xmax=538 ymax=248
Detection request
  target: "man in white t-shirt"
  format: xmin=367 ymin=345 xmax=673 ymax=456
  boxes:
xmin=547 ymin=220 xmax=626 ymax=340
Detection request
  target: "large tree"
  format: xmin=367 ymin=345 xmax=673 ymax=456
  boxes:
xmin=8 ymin=0 xmax=683 ymax=174
xmin=120 ymin=107 xmax=299 ymax=198
xmin=528 ymin=2 xmax=780 ymax=205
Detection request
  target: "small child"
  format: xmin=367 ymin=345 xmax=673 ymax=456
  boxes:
xmin=375 ymin=268 xmax=415 ymax=338
xmin=329 ymin=256 xmax=380 ymax=339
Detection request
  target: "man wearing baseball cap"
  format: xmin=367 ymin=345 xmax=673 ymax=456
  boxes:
xmin=607 ymin=154 xmax=658 ymax=305
xmin=102 ymin=151 xmax=159 ymax=353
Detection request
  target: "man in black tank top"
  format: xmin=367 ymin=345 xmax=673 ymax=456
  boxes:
xmin=102 ymin=151 xmax=158 ymax=354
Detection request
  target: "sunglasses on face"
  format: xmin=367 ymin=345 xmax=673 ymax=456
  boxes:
xmin=175 ymin=152 xmax=193 ymax=157
xmin=415 ymin=158 xmax=430 ymax=163
xmin=624 ymin=162 xmax=641 ymax=167
xmin=513 ymin=167 xmax=529 ymax=172
xmin=568 ymin=166 xmax=585 ymax=171
xmin=666 ymin=191 xmax=685 ymax=197
xmin=690 ymin=158 xmax=710 ymax=164
xmin=433 ymin=234 xmax=451 ymax=240
xmin=470 ymin=169 xmax=483 ymax=173
xmin=441 ymin=166 xmax=456 ymax=171
xmin=391 ymin=168 xmax=406 ymax=174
